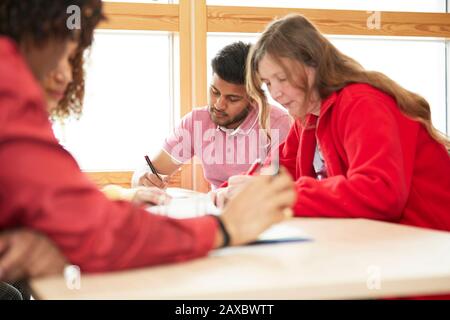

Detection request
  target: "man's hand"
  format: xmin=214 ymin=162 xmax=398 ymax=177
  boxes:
xmin=0 ymin=229 xmax=67 ymax=282
xmin=138 ymin=172 xmax=170 ymax=189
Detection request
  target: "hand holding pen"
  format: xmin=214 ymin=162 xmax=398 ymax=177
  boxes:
xmin=138 ymin=155 xmax=169 ymax=189
xmin=217 ymin=158 xmax=263 ymax=189
xmin=212 ymin=158 xmax=282 ymax=208
xmin=212 ymin=159 xmax=262 ymax=208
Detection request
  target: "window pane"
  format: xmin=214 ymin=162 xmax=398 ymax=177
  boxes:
xmin=330 ymin=36 xmax=446 ymax=134
xmin=206 ymin=0 xmax=445 ymax=13
xmin=53 ymin=30 xmax=175 ymax=171
xmin=447 ymin=40 xmax=450 ymax=135
xmin=208 ymin=33 xmax=447 ymax=133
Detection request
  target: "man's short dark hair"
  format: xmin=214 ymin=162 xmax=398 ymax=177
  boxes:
xmin=0 ymin=0 xmax=104 ymax=49
xmin=211 ymin=41 xmax=251 ymax=85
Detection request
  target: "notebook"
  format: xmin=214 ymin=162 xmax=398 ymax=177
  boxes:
xmin=252 ymin=223 xmax=311 ymax=245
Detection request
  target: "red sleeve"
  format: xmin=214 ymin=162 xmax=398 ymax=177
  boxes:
xmin=0 ymin=37 xmax=217 ymax=273
xmin=293 ymin=94 xmax=411 ymax=221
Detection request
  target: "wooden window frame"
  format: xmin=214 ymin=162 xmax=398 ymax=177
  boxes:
xmin=86 ymin=1 xmax=450 ymax=190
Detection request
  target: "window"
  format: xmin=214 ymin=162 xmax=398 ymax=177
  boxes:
xmin=330 ymin=36 xmax=447 ymax=133
xmin=447 ymin=40 xmax=450 ymax=134
xmin=53 ymin=30 xmax=177 ymax=171
xmin=52 ymin=2 xmax=449 ymax=187
xmin=208 ymin=33 xmax=448 ymax=133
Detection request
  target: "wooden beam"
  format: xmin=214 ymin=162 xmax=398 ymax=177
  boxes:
xmin=99 ymin=2 xmax=179 ymax=31
xmin=179 ymin=0 xmax=210 ymax=192
xmin=192 ymin=0 xmax=208 ymax=108
xmin=191 ymin=0 xmax=210 ymax=193
xmin=84 ymin=170 xmax=182 ymax=189
xmin=179 ymin=0 xmax=194 ymax=190
xmin=179 ymin=0 xmax=192 ymax=118
xmin=85 ymin=171 xmax=133 ymax=188
xmin=207 ymin=6 xmax=450 ymax=38
xmin=179 ymin=0 xmax=207 ymax=117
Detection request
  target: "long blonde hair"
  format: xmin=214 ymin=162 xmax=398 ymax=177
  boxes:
xmin=247 ymin=14 xmax=450 ymax=149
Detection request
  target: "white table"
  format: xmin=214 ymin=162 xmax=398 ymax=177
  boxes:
xmin=30 ymin=218 xmax=450 ymax=299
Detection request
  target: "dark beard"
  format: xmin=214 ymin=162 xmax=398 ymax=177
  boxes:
xmin=208 ymin=105 xmax=250 ymax=128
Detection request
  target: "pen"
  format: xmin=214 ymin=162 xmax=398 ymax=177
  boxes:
xmin=246 ymin=158 xmax=263 ymax=176
xmin=217 ymin=158 xmax=262 ymax=188
xmin=144 ymin=155 xmax=163 ymax=181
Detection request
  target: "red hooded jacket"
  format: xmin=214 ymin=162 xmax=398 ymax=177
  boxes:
xmin=279 ymin=83 xmax=450 ymax=231
xmin=0 ymin=37 xmax=217 ymax=272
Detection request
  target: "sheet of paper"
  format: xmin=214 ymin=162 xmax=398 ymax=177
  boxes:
xmin=165 ymin=187 xmax=202 ymax=199
xmin=147 ymin=192 xmax=220 ymax=218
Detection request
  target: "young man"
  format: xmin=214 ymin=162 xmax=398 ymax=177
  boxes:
xmin=133 ymin=42 xmax=292 ymax=189
xmin=0 ymin=0 xmax=296 ymax=280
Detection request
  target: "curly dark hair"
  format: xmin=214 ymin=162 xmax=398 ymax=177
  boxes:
xmin=50 ymin=46 xmax=86 ymax=120
xmin=0 ymin=0 xmax=105 ymax=119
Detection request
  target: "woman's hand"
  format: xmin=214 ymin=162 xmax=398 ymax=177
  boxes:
xmin=102 ymin=185 xmax=171 ymax=206
xmin=132 ymin=187 xmax=171 ymax=206
xmin=212 ymin=175 xmax=255 ymax=209
xmin=0 ymin=229 xmax=67 ymax=282
xmin=218 ymin=167 xmax=296 ymax=246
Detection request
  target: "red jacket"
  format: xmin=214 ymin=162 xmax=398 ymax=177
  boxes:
xmin=0 ymin=37 xmax=217 ymax=272
xmin=279 ymin=83 xmax=450 ymax=231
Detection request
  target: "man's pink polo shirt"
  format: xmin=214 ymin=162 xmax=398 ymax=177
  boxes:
xmin=163 ymin=105 xmax=292 ymax=189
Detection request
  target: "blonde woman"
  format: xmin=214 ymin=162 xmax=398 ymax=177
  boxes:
xmin=247 ymin=14 xmax=450 ymax=232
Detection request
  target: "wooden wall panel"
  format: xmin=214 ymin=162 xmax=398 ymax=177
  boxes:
xmin=85 ymin=169 xmax=182 ymax=189
xmin=100 ymin=2 xmax=179 ymax=31
xmin=207 ymin=6 xmax=450 ymax=38
xmin=91 ymin=2 xmax=450 ymax=192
